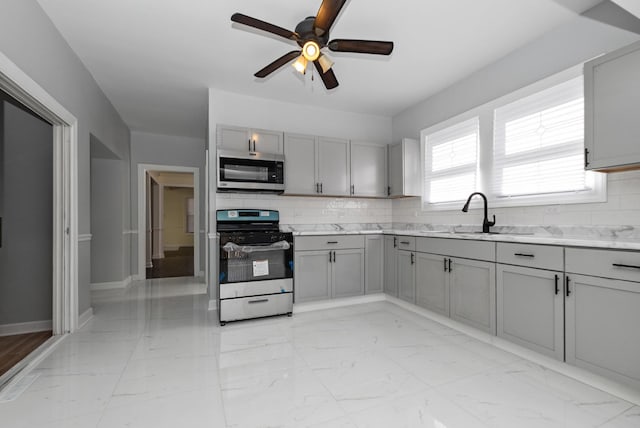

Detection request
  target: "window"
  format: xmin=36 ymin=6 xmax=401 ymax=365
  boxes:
xmin=424 ymin=117 xmax=479 ymax=204
xmin=421 ymin=68 xmax=605 ymax=210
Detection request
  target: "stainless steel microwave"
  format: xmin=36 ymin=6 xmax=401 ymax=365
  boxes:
xmin=217 ymin=149 xmax=285 ymax=193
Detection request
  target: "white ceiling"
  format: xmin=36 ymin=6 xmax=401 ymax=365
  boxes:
xmin=37 ymin=0 xmax=603 ymax=139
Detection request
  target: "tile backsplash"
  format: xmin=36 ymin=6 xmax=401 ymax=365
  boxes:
xmin=393 ymin=170 xmax=640 ymax=227
xmin=216 ymin=193 xmax=392 ymax=225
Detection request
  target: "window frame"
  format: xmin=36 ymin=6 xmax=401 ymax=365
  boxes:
xmin=420 ymin=65 xmax=606 ymax=212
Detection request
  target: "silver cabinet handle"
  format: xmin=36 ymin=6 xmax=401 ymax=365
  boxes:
xmin=248 ymin=298 xmax=269 ymax=304
xmin=514 ymin=253 xmax=535 ymax=258
xmin=612 ymin=263 xmax=640 ymax=270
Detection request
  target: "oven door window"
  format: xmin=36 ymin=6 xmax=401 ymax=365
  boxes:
xmin=219 ymin=157 xmax=279 ymax=184
xmin=220 ymin=242 xmax=293 ymax=284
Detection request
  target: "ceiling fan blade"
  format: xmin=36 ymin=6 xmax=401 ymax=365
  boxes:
xmin=313 ymin=0 xmax=347 ymax=37
xmin=254 ymin=50 xmax=301 ymax=78
xmin=328 ymin=39 xmax=394 ymax=55
xmin=231 ymin=13 xmax=298 ymax=40
xmin=313 ymin=60 xmax=339 ymax=90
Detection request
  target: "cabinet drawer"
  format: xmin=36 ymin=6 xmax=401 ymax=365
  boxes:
xmin=497 ymin=243 xmax=563 ymax=271
xmin=566 ymin=248 xmax=640 ymax=283
xmin=396 ymin=235 xmax=416 ymax=251
xmin=417 ymin=237 xmax=496 ymax=262
xmin=294 ymin=235 xmax=365 ymax=251
xmin=220 ymin=293 xmax=293 ymax=322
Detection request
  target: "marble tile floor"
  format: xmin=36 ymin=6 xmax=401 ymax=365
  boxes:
xmin=1 ymin=276 xmax=639 ymax=428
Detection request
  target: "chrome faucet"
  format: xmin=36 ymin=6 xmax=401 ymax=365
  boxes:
xmin=462 ymin=192 xmax=495 ymax=233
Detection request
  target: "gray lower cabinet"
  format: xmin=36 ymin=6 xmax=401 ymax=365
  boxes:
xmin=383 ymin=235 xmax=398 ymax=296
xmin=294 ymin=250 xmax=331 ymax=302
xmin=497 ymin=264 xmax=564 ymax=360
xmin=415 ymin=252 xmax=449 ymax=316
xmin=565 ymin=273 xmax=640 ymax=389
xmin=365 ymin=235 xmax=384 ymax=294
xmin=332 ymin=249 xmax=365 ymax=298
xmin=449 ymin=257 xmax=496 ymax=335
xmin=397 ymin=250 xmax=415 ymax=303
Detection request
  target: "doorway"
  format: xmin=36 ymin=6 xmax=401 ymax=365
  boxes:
xmin=0 ymin=92 xmax=53 ymax=378
xmin=138 ymin=165 xmax=200 ymax=280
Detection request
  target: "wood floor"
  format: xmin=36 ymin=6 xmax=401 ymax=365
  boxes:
xmin=146 ymin=246 xmax=194 ymax=279
xmin=0 ymin=330 xmax=52 ymax=378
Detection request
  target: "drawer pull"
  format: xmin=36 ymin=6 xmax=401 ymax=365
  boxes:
xmin=514 ymin=253 xmax=535 ymax=258
xmin=248 ymin=299 xmax=269 ymax=304
xmin=327 ymin=241 xmax=338 ymax=244
xmin=612 ymin=263 xmax=640 ymax=270
xmin=400 ymin=241 xmax=411 ymax=245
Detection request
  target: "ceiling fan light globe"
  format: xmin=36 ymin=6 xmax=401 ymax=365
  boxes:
xmin=318 ymin=54 xmax=334 ymax=73
xmin=302 ymin=41 xmax=321 ymax=61
xmin=292 ymin=55 xmax=308 ymax=74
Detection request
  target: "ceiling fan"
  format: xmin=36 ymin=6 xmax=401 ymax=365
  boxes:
xmin=231 ymin=0 xmax=394 ymax=90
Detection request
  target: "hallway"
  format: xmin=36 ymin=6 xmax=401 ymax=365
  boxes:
xmin=0 ymin=278 xmax=639 ymax=428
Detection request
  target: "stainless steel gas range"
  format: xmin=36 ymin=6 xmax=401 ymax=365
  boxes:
xmin=217 ymin=209 xmax=293 ymax=325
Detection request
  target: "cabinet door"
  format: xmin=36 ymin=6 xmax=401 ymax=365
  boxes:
xmin=388 ymin=143 xmax=402 ymax=197
xmin=449 ymin=258 xmax=496 ymax=335
xmin=415 ymin=253 xmax=449 ymax=316
xmin=217 ymin=125 xmax=251 ymax=152
xmin=383 ymin=236 xmax=398 ymax=296
xmin=566 ymin=274 xmax=640 ymax=389
xmin=365 ymin=235 xmax=384 ymax=294
xmin=294 ymin=251 xmax=331 ymax=303
xmin=397 ymin=250 xmax=415 ymax=303
xmin=350 ymin=142 xmax=387 ymax=197
xmin=497 ymin=265 xmax=564 ymax=360
xmin=317 ymin=137 xmax=350 ymax=196
xmin=284 ymin=133 xmax=317 ymax=195
xmin=332 ymin=249 xmax=365 ymax=298
xmin=585 ymin=42 xmax=640 ymax=170
xmin=252 ymin=128 xmax=284 ymax=154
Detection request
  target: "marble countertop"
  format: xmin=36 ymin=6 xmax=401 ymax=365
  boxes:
xmin=281 ymin=223 xmax=640 ymax=251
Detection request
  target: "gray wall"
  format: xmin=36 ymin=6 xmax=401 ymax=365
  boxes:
xmin=0 ymin=101 xmax=53 ymax=325
xmin=130 ymin=131 xmax=206 ymax=276
xmin=392 ymin=14 xmax=640 ymax=141
xmin=0 ymin=0 xmax=131 ymax=316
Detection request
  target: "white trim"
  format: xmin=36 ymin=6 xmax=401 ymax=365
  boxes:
xmin=208 ymin=299 xmax=217 ymax=311
xmin=198 ymin=270 xmax=205 ymax=277
xmin=208 ymin=233 xmax=218 ymax=239
xmin=137 ymin=164 xmax=200 ymax=280
xmin=78 ymin=307 xmax=94 ymax=329
xmin=0 ymin=51 xmax=78 ymax=335
xmin=90 ymin=276 xmax=132 ymax=291
xmin=163 ymin=245 xmax=180 ymax=251
xmin=293 ymin=294 xmax=386 ymax=314
xmin=78 ymin=234 xmax=92 ymax=242
xmin=0 ymin=320 xmax=53 ymax=337
xmin=383 ymin=294 xmax=640 ymax=407
xmin=0 ymin=334 xmax=66 ymax=399
xmin=123 ymin=230 xmax=138 ymax=235
xmin=132 ymin=274 xmax=145 ymax=281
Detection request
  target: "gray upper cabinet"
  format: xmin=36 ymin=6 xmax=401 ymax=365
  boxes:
xmin=217 ymin=125 xmax=284 ymax=154
xmin=284 ymin=133 xmax=317 ymax=195
xmin=365 ymin=235 xmax=384 ymax=294
xmin=415 ymin=252 xmax=449 ymax=316
xmin=497 ymin=264 xmax=564 ymax=360
xmin=449 ymin=257 xmax=496 ymax=335
xmin=317 ymin=137 xmax=351 ymax=196
xmin=383 ymin=235 xmax=398 ymax=297
xmin=388 ymin=138 xmax=421 ymax=197
xmin=397 ymin=250 xmax=416 ymax=303
xmin=350 ymin=142 xmax=387 ymax=197
xmin=585 ymin=40 xmax=640 ymax=171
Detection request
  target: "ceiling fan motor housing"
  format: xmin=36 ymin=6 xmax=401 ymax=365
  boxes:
xmin=295 ymin=17 xmax=329 ymax=47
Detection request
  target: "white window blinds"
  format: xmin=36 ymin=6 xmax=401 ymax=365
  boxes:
xmin=424 ymin=117 xmax=479 ymax=204
xmin=492 ymin=76 xmax=587 ymax=198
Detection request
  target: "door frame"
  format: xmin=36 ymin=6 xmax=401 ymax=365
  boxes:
xmin=137 ymin=164 xmax=200 ymax=279
xmin=0 ymin=52 xmax=79 ymax=334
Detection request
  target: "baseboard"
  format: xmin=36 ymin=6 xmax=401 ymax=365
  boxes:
xmin=78 ymin=307 xmax=94 ymax=329
xmin=198 ymin=270 xmax=205 ymax=278
xmin=164 ymin=245 xmax=180 ymax=251
xmin=132 ymin=274 xmax=144 ymax=281
xmin=145 ymin=262 xmax=153 ymax=268
xmin=0 ymin=320 xmax=53 ymax=337
xmin=383 ymin=294 xmax=640 ymax=407
xmin=90 ymin=276 xmax=132 ymax=291
xmin=293 ymin=293 xmax=386 ymax=314
xmin=208 ymin=299 xmax=217 ymax=311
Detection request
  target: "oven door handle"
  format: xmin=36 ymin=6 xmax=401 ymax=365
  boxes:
xmin=222 ymin=240 xmax=290 ymax=253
